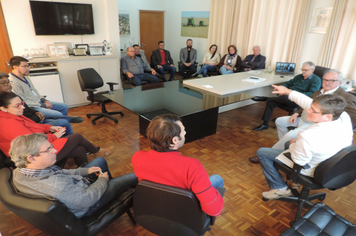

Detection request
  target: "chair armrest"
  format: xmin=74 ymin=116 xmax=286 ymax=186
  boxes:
xmin=290 ymin=163 xmax=304 ymax=182
xmin=106 ymin=82 xmax=118 ymax=91
xmin=83 ymin=88 xmax=96 ymax=92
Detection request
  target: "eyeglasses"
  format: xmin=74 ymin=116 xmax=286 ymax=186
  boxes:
xmin=12 ymin=101 xmax=25 ymax=109
xmin=309 ymin=106 xmax=322 ymax=114
xmin=0 ymin=80 xmax=11 ymax=86
xmin=39 ymin=144 xmax=54 ymax=154
xmin=19 ymin=65 xmax=30 ymax=68
xmin=322 ymin=79 xmax=339 ymax=83
xmin=301 ymin=69 xmax=311 ymax=72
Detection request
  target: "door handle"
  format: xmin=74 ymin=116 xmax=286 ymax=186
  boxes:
xmin=5 ymin=60 xmax=10 ymax=70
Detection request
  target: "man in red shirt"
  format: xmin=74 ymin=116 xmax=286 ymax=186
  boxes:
xmin=132 ymin=114 xmax=225 ymax=216
xmin=151 ymin=41 xmax=176 ymax=81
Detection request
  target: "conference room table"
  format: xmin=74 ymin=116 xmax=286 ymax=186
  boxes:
xmin=105 ymin=70 xmax=292 ymax=142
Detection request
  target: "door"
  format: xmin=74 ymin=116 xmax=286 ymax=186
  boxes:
xmin=0 ymin=2 xmax=13 ymax=73
xmin=139 ymin=11 xmax=164 ymax=64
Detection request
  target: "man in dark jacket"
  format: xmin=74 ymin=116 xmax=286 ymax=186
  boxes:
xmin=241 ymin=45 xmax=266 ymax=71
xmin=151 ymin=41 xmax=176 ymax=81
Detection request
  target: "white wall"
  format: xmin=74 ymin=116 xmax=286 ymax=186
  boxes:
xmin=118 ymin=0 xmax=211 ymax=65
xmin=300 ymin=0 xmax=335 ymax=65
xmin=2 ymin=0 xmax=120 ymax=56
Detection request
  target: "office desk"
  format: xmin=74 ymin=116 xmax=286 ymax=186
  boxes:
xmin=183 ymin=70 xmax=292 ymax=111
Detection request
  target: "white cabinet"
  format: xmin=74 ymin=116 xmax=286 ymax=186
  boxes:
xmin=30 ymin=72 xmax=64 ymax=103
xmin=29 ymin=55 xmax=121 ymax=107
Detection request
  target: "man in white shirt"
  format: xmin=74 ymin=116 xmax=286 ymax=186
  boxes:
xmin=257 ymin=87 xmax=353 ymax=200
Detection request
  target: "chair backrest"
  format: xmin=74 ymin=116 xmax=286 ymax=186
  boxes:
xmin=133 ymin=180 xmax=212 ymax=236
xmin=0 ymin=149 xmax=15 ymax=169
xmin=77 ymin=68 xmax=104 ymax=91
xmin=314 ymin=66 xmax=329 ymax=81
xmin=314 ymin=145 xmax=356 ymax=189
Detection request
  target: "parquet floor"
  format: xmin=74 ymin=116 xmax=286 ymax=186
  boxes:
xmin=1 ymin=100 xmax=356 ymax=236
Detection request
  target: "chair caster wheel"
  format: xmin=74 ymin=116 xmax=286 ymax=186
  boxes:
xmin=92 ymin=121 xmax=96 ymax=125
xmin=262 ymin=197 xmax=269 ymax=202
xmin=319 ymin=196 xmax=325 ymax=201
xmin=121 ymin=113 xmax=124 ymax=117
xmin=114 ymin=120 xmax=118 ymax=123
xmin=87 ymin=114 xmax=91 ymax=118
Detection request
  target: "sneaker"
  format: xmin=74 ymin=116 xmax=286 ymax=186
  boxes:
xmin=262 ymin=188 xmax=292 ymax=200
xmin=70 ymin=116 xmax=84 ymax=123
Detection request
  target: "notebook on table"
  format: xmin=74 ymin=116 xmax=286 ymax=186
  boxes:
xmin=275 ymin=62 xmax=296 ymax=75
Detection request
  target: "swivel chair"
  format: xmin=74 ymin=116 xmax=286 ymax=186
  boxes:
xmin=178 ymin=61 xmax=198 ymax=78
xmin=0 ymin=149 xmax=15 ymax=169
xmin=77 ymin=68 xmax=123 ymax=125
xmin=314 ymin=66 xmax=330 ymax=85
xmin=0 ymin=167 xmax=136 ymax=236
xmin=134 ymin=180 xmax=216 ymax=236
xmin=263 ymin=145 xmax=356 ymax=223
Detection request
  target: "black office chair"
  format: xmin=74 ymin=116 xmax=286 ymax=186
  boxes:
xmin=0 ymin=167 xmax=136 ymax=236
xmin=0 ymin=149 xmax=15 ymax=169
xmin=77 ymin=68 xmax=123 ymax=125
xmin=314 ymin=66 xmax=330 ymax=88
xmin=133 ymin=180 xmax=216 ymax=236
xmin=178 ymin=61 xmax=198 ymax=78
xmin=263 ymin=145 xmax=356 ymax=223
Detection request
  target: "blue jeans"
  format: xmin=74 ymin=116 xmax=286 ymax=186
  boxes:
xmin=197 ymin=65 xmax=216 ymax=77
xmin=209 ymin=174 xmax=224 ymax=189
xmin=42 ymin=118 xmax=73 ymax=135
xmin=256 ymin=148 xmax=287 ymax=189
xmin=157 ymin=64 xmax=176 ymax=81
xmin=219 ymin=67 xmax=234 ymax=75
xmin=179 ymin=64 xmax=196 ymax=78
xmin=81 ymin=157 xmax=138 ymax=217
xmin=132 ymin=73 xmax=159 ymax=86
xmin=34 ymin=101 xmax=68 ymax=118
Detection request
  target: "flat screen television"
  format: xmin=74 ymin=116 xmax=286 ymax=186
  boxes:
xmin=29 ymin=1 xmax=94 ymax=35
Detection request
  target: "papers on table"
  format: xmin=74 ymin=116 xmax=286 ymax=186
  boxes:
xmin=247 ymin=70 xmax=261 ymax=74
xmin=202 ymin=85 xmax=213 ymax=88
xmin=242 ymin=76 xmax=266 ymax=83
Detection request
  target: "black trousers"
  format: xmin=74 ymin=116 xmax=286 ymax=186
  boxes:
xmin=261 ymin=95 xmax=298 ymax=122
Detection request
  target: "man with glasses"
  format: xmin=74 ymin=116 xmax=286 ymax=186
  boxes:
xmin=255 ymin=88 xmax=353 ymax=199
xmin=151 ymin=41 xmax=176 ymax=81
xmin=10 ymin=133 xmax=138 ymax=218
xmin=0 ymin=71 xmax=74 ymax=135
xmin=252 ymin=61 xmax=321 ymax=131
xmin=8 ymin=56 xmax=83 ymax=123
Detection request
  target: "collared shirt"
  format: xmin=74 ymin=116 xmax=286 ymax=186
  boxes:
xmin=18 ymin=165 xmax=60 ymax=177
xmin=283 ymin=73 xmax=321 ymax=97
xmin=121 ymin=55 xmax=151 ymax=75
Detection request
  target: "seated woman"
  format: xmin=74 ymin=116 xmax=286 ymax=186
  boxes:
xmin=193 ymin=44 xmax=221 ymax=77
xmin=217 ymin=45 xmax=242 ymax=75
xmin=10 ymin=133 xmax=138 ymax=218
xmin=0 ymin=92 xmax=114 ymax=167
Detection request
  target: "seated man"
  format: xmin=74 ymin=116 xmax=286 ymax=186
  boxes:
xmin=256 ymin=89 xmax=353 ymax=199
xmin=0 ymin=71 xmax=73 ymax=135
xmin=253 ymin=61 xmax=321 ymax=131
xmin=179 ymin=39 xmax=197 ymax=79
xmin=241 ymin=45 xmax=266 ymax=71
xmin=9 ymin=56 xmax=83 ymax=123
xmin=249 ymin=69 xmax=356 ymax=163
xmin=121 ymin=47 xmax=159 ymax=86
xmin=10 ymin=133 xmax=138 ymax=218
xmin=132 ymin=114 xmax=225 ymax=216
xmin=133 ymin=44 xmax=157 ymax=75
xmin=151 ymin=41 xmax=176 ymax=81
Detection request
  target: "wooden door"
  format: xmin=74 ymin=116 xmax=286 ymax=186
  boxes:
xmin=139 ymin=11 xmax=164 ymax=64
xmin=0 ymin=2 xmax=13 ymax=73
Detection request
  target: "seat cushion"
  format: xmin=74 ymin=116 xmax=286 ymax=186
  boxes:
xmin=281 ymin=203 xmax=356 ymax=236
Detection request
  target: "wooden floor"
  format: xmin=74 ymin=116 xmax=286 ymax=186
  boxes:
xmin=1 ymin=100 xmax=356 ymax=236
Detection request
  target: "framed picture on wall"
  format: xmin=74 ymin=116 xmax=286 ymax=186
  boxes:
xmin=309 ymin=7 xmax=333 ymax=34
xmin=47 ymin=44 xmax=69 ymax=57
xmin=119 ymin=10 xmax=130 ymax=35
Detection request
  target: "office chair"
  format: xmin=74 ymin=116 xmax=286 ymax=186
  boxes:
xmin=134 ymin=180 xmax=216 ymax=236
xmin=77 ymin=68 xmax=123 ymax=125
xmin=0 ymin=149 xmax=15 ymax=169
xmin=0 ymin=167 xmax=136 ymax=236
xmin=263 ymin=145 xmax=356 ymax=223
xmin=178 ymin=61 xmax=198 ymax=78
xmin=314 ymin=66 xmax=330 ymax=89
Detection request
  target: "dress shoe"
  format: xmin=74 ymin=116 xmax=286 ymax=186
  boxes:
xmin=253 ymin=124 xmax=269 ymax=131
xmin=251 ymin=96 xmax=268 ymax=101
xmin=193 ymin=73 xmax=199 ymax=77
xmin=69 ymin=116 xmax=84 ymax=123
xmin=249 ymin=156 xmax=260 ymax=164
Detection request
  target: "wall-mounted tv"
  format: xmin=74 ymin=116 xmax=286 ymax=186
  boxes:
xmin=29 ymin=1 xmax=94 ymax=35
